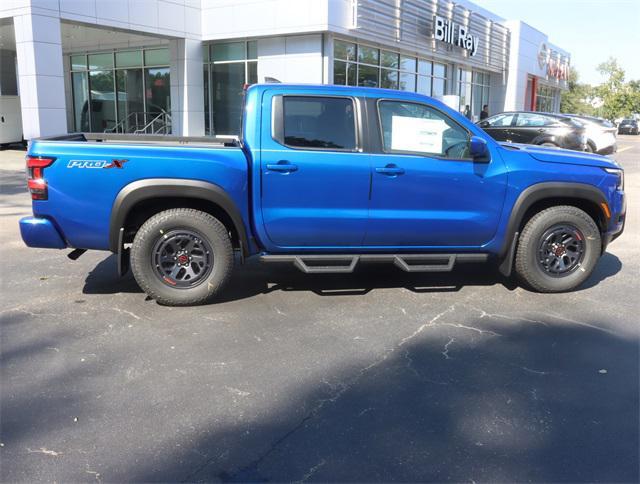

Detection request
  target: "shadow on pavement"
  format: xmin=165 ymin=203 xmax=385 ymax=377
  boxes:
xmin=4 ymin=275 xmax=638 ymax=482
xmin=119 ymin=315 xmax=638 ymax=482
xmin=83 ymin=253 xmax=509 ymax=299
xmin=83 ymin=251 xmax=623 ymax=303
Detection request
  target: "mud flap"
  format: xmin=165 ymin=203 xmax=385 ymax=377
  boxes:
xmin=117 ymin=227 xmax=130 ymax=277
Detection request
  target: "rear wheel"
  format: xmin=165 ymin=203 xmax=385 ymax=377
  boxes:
xmin=130 ymin=208 xmax=233 ymax=305
xmin=515 ymin=206 xmax=601 ymax=292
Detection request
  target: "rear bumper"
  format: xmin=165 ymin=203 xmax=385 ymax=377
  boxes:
xmin=19 ymin=216 xmax=67 ymax=249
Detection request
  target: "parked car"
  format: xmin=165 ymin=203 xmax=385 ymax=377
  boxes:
xmin=564 ymin=114 xmax=617 ymax=154
xmin=19 ymin=84 xmax=625 ymax=305
xmin=617 ymin=118 xmax=639 ymax=135
xmin=477 ymin=111 xmax=587 ymax=151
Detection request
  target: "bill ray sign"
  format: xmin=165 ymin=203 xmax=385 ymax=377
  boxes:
xmin=433 ymin=15 xmax=479 ymax=57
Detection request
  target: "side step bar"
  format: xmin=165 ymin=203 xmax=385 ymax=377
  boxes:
xmin=259 ymin=253 xmax=488 ymax=274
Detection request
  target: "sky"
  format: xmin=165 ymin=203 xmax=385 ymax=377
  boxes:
xmin=471 ymin=0 xmax=640 ymax=85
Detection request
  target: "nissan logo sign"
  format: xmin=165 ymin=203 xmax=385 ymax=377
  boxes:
xmin=537 ymin=43 xmax=549 ymax=69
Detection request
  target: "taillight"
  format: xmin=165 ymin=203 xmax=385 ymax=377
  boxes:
xmin=26 ymin=156 xmax=55 ymax=200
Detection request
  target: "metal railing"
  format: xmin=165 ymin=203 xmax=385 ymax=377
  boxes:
xmin=105 ymin=111 xmax=172 ymax=135
xmin=134 ymin=111 xmax=172 ymax=135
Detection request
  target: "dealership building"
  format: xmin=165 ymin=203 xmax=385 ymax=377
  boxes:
xmin=0 ymin=0 xmax=571 ymax=141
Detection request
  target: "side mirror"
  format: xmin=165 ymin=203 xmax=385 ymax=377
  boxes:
xmin=469 ymin=135 xmax=490 ymax=162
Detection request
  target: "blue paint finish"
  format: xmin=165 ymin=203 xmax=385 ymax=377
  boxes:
xmin=19 ymin=216 xmax=67 ymax=249
xmin=21 ymin=83 xmax=625 ymax=262
xmin=364 ymin=151 xmax=508 ymax=247
xmin=28 ymin=141 xmax=248 ymax=250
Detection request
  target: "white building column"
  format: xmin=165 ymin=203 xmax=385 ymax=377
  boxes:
xmin=13 ymin=13 xmax=67 ymax=139
xmin=169 ymin=38 xmax=205 ymax=137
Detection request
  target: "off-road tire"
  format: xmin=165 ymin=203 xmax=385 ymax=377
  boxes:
xmin=130 ymin=209 xmax=233 ymax=305
xmin=515 ymin=205 xmax=601 ymax=292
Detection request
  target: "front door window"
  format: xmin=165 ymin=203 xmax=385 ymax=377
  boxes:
xmin=378 ymin=100 xmax=470 ymax=159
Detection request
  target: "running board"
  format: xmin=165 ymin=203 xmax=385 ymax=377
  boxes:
xmin=259 ymin=253 xmax=488 ymax=274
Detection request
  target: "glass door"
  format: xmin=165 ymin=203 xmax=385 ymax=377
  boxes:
xmin=71 ymin=71 xmax=89 ymax=132
xmin=116 ymin=69 xmax=144 ymax=132
xmin=88 ymin=70 xmax=116 ymax=132
xmin=144 ymin=67 xmax=171 ymax=131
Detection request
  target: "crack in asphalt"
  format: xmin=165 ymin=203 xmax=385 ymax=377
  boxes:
xmin=187 ymin=305 xmax=491 ymax=482
xmin=181 ymin=303 xmax=617 ymax=481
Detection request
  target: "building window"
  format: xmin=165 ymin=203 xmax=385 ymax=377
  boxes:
xmin=69 ymin=48 xmax=170 ymax=133
xmin=333 ymin=40 xmax=448 ymax=97
xmin=536 ymin=85 xmax=556 ymax=112
xmin=203 ymin=41 xmax=258 ymax=136
xmin=458 ymin=69 xmax=490 ymax=121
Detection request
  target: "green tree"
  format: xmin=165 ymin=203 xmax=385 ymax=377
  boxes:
xmin=628 ymin=79 xmax=640 ymax=114
xmin=560 ymin=67 xmax=595 ymax=115
xmin=595 ymin=57 xmax=638 ymax=120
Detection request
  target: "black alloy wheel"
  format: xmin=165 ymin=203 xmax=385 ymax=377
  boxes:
xmin=537 ymin=224 xmax=585 ymax=277
xmin=152 ymin=229 xmax=213 ymax=288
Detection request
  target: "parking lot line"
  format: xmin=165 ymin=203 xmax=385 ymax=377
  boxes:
xmin=617 ymin=146 xmax=633 ymax=153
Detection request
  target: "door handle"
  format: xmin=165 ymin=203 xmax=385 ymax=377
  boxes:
xmin=266 ymin=161 xmax=298 ymax=172
xmin=375 ymin=165 xmax=405 ymax=176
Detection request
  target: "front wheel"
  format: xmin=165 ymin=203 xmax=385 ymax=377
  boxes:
xmin=515 ymin=206 xmax=601 ymax=292
xmin=130 ymin=209 xmax=234 ymax=305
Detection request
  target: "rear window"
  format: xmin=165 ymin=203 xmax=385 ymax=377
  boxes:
xmin=564 ymin=118 xmax=585 ymax=128
xmin=282 ymin=96 xmax=356 ymax=150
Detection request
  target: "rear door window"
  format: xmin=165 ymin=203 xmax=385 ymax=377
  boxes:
xmin=281 ymin=96 xmax=357 ymax=150
xmin=515 ymin=113 xmax=557 ymax=127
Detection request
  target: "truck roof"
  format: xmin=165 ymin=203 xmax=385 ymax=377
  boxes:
xmin=247 ymin=83 xmax=438 ymax=100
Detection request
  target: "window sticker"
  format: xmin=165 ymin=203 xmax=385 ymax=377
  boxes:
xmin=390 ymin=116 xmax=447 ymax=154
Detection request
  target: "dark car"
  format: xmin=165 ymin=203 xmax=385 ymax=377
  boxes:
xmin=617 ymin=118 xmax=639 ymax=135
xmin=477 ymin=112 xmax=587 ymax=151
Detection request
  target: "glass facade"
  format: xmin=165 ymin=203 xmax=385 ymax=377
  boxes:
xmin=536 ymin=84 xmax=557 ymax=112
xmin=333 ymin=40 xmax=448 ymax=97
xmin=203 ymin=41 xmax=258 ymax=135
xmin=69 ymin=48 xmax=170 ymax=133
xmin=458 ymin=68 xmax=490 ymax=121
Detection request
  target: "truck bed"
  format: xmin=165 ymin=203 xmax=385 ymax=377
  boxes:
xmin=28 ymin=133 xmax=250 ymax=251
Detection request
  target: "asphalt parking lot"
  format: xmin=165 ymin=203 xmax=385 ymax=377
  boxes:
xmin=1 ymin=137 xmax=639 ymax=482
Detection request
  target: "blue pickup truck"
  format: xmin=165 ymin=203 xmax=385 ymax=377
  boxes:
xmin=20 ymin=84 xmax=625 ymax=305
